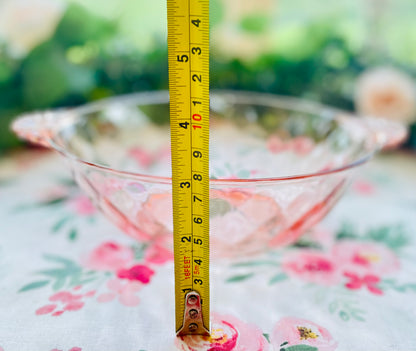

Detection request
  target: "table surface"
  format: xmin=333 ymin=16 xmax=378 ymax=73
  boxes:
xmin=0 ymin=150 xmax=416 ymax=351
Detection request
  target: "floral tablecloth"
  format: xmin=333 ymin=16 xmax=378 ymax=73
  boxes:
xmin=1 ymin=150 xmax=416 ymax=351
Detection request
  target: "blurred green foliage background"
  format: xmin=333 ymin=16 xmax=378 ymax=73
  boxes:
xmin=0 ymin=0 xmax=415 ymax=154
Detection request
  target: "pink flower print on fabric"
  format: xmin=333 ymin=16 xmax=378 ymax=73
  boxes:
xmin=282 ymin=250 xmax=342 ymax=285
xmin=36 ymin=304 xmax=57 ymax=315
xmin=271 ymin=317 xmax=338 ymax=351
xmin=332 ymin=240 xmax=399 ymax=276
xmin=175 ymin=313 xmax=267 ymax=351
xmin=344 ymin=272 xmax=383 ymax=295
xmin=283 ymin=241 xmax=399 ymax=287
xmin=69 ymin=195 xmax=96 ymax=216
xmin=96 ymin=278 xmax=142 ymax=307
xmin=117 ymin=264 xmax=155 ymax=283
xmin=50 ymin=348 xmax=82 ymax=351
xmin=83 ymin=242 xmax=134 ymax=271
xmin=352 ymin=179 xmax=376 ymax=196
xmin=36 ymin=289 xmax=95 ymax=316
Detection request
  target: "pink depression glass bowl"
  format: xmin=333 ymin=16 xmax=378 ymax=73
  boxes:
xmin=12 ymin=91 xmax=406 ymax=257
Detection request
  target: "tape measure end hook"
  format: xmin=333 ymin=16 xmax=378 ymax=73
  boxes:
xmin=176 ymin=291 xmax=210 ymax=336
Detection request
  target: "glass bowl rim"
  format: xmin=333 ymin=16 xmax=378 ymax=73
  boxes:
xmin=46 ymin=90 xmax=375 ymax=185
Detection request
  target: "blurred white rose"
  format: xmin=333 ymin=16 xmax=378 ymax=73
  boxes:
xmin=0 ymin=0 xmax=66 ymax=57
xmin=355 ymin=67 xmax=416 ymax=124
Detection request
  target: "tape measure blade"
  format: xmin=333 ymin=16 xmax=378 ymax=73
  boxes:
xmin=167 ymin=0 xmax=210 ymax=335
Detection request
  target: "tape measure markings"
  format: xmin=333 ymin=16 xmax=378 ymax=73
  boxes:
xmin=167 ymin=0 xmax=210 ymax=336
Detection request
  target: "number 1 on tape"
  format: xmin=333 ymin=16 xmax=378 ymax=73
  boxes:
xmin=167 ymin=0 xmax=210 ymax=336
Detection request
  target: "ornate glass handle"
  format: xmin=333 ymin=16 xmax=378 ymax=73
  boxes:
xmin=12 ymin=110 xmax=71 ymax=149
xmin=363 ymin=116 xmax=408 ymax=150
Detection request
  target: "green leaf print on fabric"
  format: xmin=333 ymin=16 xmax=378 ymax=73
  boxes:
xmin=68 ymin=228 xmax=78 ymax=241
xmin=336 ymin=222 xmax=409 ymax=252
xmin=269 ymin=273 xmax=288 ymax=285
xmin=51 ymin=215 xmax=73 ymax=233
xmin=226 ymin=273 xmax=255 ymax=283
xmin=19 ymin=254 xmax=100 ymax=293
xmin=19 ymin=280 xmax=50 ymax=292
xmin=328 ymin=299 xmax=365 ymax=322
xmin=380 ymin=279 xmax=416 ymax=293
xmin=292 ymin=240 xmax=322 ymax=249
xmin=43 ymin=254 xmax=78 ymax=267
xmin=336 ymin=222 xmax=357 ymax=240
xmin=231 ymin=260 xmax=279 ymax=268
xmin=263 ymin=333 xmax=270 ymax=343
xmin=50 ymin=215 xmax=86 ymax=242
xmin=284 ymin=345 xmax=318 ymax=351
xmin=12 ymin=196 xmax=68 ymax=212
xmin=11 ymin=176 xmax=97 ymax=243
xmin=131 ymin=243 xmax=149 ymax=260
xmin=366 ymin=225 xmax=409 ymax=251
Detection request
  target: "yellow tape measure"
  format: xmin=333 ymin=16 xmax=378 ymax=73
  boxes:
xmin=167 ymin=0 xmax=210 ymax=336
